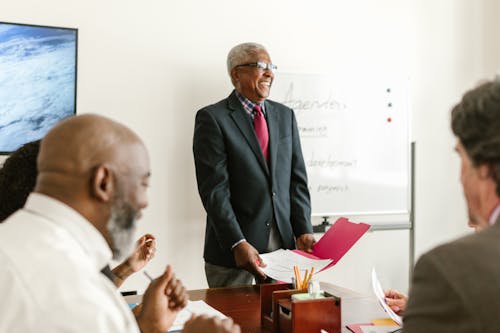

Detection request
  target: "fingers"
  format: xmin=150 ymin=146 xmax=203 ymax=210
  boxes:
xmin=296 ymin=234 xmax=315 ymax=253
xmin=219 ymin=317 xmax=241 ymax=333
xmin=152 ymin=265 xmax=174 ymax=292
xmin=256 ymin=255 xmax=267 ymax=268
xmin=253 ymin=259 xmax=267 ymax=280
xmin=233 ymin=242 xmax=266 ymax=278
xmin=144 ymin=233 xmax=156 ymax=241
xmin=384 ymin=289 xmax=407 ymax=315
xmin=183 ymin=315 xmax=241 ymax=333
xmin=386 ymin=299 xmax=404 ymax=315
xmin=144 ymin=238 xmax=156 ymax=259
xmin=135 ymin=234 xmax=156 ymax=261
xmin=144 ymin=265 xmax=188 ymax=313
xmin=384 ymin=289 xmax=406 ymax=299
xmin=167 ymin=278 xmax=188 ymax=310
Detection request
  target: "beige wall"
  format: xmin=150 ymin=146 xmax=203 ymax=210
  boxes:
xmin=1 ymin=0 xmax=498 ymax=294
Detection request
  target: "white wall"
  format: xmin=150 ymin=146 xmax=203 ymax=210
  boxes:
xmin=1 ymin=0 xmax=498 ymax=295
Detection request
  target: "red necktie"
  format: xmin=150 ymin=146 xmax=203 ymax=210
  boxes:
xmin=253 ymin=105 xmax=269 ymax=162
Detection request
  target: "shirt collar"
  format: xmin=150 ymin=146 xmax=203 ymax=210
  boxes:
xmin=23 ymin=193 xmax=112 ymax=271
xmin=489 ymin=203 xmax=500 ymax=226
xmin=235 ymin=90 xmax=266 ymax=116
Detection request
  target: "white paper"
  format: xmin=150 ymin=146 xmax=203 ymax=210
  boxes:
xmin=167 ymin=300 xmax=227 ymax=332
xmin=360 ymin=325 xmax=400 ymax=333
xmin=371 ymin=268 xmax=402 ymax=326
xmin=259 ymin=249 xmax=332 ymax=283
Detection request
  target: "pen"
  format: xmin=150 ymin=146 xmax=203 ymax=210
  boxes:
xmin=143 ymin=271 xmax=154 ymax=282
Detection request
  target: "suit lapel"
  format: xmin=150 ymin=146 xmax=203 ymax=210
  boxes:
xmin=266 ymin=100 xmax=279 ymax=177
xmin=228 ymin=92 xmax=269 ymax=174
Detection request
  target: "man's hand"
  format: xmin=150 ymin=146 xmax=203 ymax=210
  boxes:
xmin=136 ymin=265 xmax=188 ymax=333
xmin=112 ymin=234 xmax=156 ymax=287
xmin=183 ymin=315 xmax=241 ymax=333
xmin=126 ymin=233 xmax=157 ymax=272
xmin=296 ymin=234 xmax=316 ymax=253
xmin=232 ymin=241 xmax=266 ymax=280
xmin=384 ymin=289 xmax=408 ymax=315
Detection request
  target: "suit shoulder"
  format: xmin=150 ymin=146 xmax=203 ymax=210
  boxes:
xmin=197 ymin=96 xmax=230 ymax=114
xmin=419 ymin=227 xmax=500 ymax=270
xmin=266 ymin=99 xmax=293 ymax=112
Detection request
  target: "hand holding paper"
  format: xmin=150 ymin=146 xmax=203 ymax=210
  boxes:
xmin=233 ymin=241 xmax=266 ymax=280
xmin=371 ymin=268 xmax=402 ymax=326
xmin=296 ymin=233 xmax=316 ymax=253
xmin=260 ymin=217 xmax=370 ymax=282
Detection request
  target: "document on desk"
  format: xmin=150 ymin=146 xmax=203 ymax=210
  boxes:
xmin=167 ymin=300 xmax=227 ymax=332
xmin=259 ymin=249 xmax=333 ymax=282
xmin=371 ymin=268 xmax=402 ymax=326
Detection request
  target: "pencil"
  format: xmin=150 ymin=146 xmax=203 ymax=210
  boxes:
xmin=293 ymin=265 xmax=297 ymax=288
xmin=303 ymin=267 xmax=315 ymax=289
xmin=294 ymin=265 xmax=302 ymax=290
xmin=143 ymin=271 xmax=154 ymax=281
xmin=302 ymin=269 xmax=309 ymax=289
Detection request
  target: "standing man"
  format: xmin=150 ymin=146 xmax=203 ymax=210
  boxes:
xmin=193 ymin=42 xmax=315 ymax=287
xmin=402 ymin=80 xmax=500 ymax=333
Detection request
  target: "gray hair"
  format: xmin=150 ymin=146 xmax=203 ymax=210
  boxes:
xmin=226 ymin=42 xmax=268 ymax=76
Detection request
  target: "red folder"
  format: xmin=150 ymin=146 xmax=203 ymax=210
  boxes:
xmin=294 ymin=217 xmax=370 ymax=270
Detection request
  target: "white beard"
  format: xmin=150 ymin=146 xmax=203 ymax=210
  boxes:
xmin=107 ymin=197 xmax=138 ymax=261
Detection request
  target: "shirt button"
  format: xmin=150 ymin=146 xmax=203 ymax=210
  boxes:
xmin=272 ymin=192 xmax=276 ymax=197
xmin=266 ymin=222 xmax=270 ymax=227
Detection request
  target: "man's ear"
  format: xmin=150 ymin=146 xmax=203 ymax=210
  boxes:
xmin=91 ymin=165 xmax=114 ymax=202
xmin=478 ymin=163 xmax=493 ymax=180
xmin=230 ymin=68 xmax=239 ymax=88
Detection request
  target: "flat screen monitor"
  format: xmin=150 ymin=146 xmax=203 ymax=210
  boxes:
xmin=0 ymin=21 xmax=77 ymax=154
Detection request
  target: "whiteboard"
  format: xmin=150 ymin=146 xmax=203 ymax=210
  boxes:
xmin=270 ymin=73 xmax=411 ymax=217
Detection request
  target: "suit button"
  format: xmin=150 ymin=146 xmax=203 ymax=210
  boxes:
xmin=272 ymin=192 xmax=276 ymax=197
xmin=266 ymin=222 xmax=270 ymax=227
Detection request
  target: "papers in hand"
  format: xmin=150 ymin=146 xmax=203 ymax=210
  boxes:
xmin=259 ymin=218 xmax=370 ymax=282
xmin=259 ymin=249 xmax=332 ymax=283
xmin=168 ymin=300 xmax=227 ymax=332
xmin=371 ymin=268 xmax=402 ymax=326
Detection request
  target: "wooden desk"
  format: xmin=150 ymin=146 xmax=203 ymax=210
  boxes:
xmin=187 ymin=283 xmax=387 ymax=333
xmin=187 ymin=285 xmax=268 ymax=333
xmin=126 ymin=283 xmax=386 ymax=333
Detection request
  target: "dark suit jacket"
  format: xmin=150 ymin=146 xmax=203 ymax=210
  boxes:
xmin=193 ymin=90 xmax=312 ymax=268
xmin=403 ymin=216 xmax=500 ymax=333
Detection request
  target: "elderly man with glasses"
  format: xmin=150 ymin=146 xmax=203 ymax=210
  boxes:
xmin=193 ymin=42 xmax=315 ymax=287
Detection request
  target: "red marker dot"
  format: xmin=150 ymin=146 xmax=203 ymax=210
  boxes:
xmin=387 ymin=117 xmax=392 ymax=123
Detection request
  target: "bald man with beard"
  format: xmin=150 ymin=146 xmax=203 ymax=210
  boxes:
xmin=0 ymin=114 xmax=240 ymax=333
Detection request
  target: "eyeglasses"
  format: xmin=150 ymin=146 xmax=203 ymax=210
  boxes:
xmin=235 ymin=61 xmax=278 ymax=73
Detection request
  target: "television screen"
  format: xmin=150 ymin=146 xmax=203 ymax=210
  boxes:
xmin=0 ymin=22 xmax=77 ymax=154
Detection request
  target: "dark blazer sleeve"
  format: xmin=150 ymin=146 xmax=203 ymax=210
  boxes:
xmin=193 ymin=108 xmax=244 ymax=250
xmin=403 ymin=250 xmax=475 ymax=333
xmin=289 ymin=110 xmax=312 ymax=236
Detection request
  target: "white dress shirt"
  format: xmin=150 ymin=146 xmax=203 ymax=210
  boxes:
xmin=0 ymin=193 xmax=140 ymax=333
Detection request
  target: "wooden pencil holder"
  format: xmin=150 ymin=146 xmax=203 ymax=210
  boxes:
xmin=260 ymin=283 xmax=341 ymax=333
